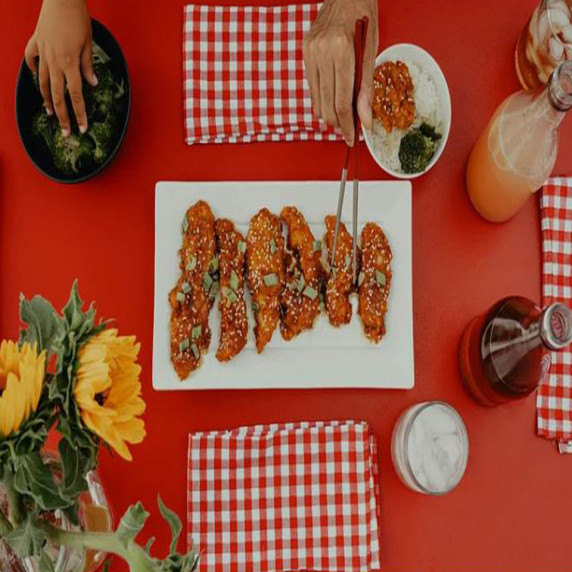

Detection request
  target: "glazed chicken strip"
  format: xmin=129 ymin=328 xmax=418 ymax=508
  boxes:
xmin=324 ymin=215 xmax=360 ymax=327
xmin=358 ymin=222 xmax=392 ymax=343
xmin=169 ymin=200 xmax=217 ymax=380
xmin=280 ymin=206 xmax=325 ymax=340
xmin=246 ymin=208 xmax=285 ymax=353
xmin=215 ymin=219 xmax=248 ymax=362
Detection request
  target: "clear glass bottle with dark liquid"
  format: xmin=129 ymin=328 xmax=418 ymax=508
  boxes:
xmin=459 ymin=296 xmax=572 ymax=406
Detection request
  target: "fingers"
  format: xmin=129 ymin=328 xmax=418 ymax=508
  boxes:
xmin=358 ymin=12 xmax=378 ymax=131
xmin=38 ymin=57 xmax=54 ymax=116
xmin=303 ymin=39 xmax=321 ymax=118
xmin=318 ymin=52 xmax=338 ymax=129
xmin=334 ymin=36 xmax=355 ymax=146
xmin=80 ymin=39 xmax=98 ymax=87
xmin=25 ymin=37 xmax=39 ymax=75
xmin=50 ymin=67 xmax=71 ymax=136
xmin=65 ymin=65 xmax=88 ymax=133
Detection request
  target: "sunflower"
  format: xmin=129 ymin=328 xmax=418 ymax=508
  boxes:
xmin=0 ymin=341 xmax=46 ymax=439
xmin=74 ymin=329 xmax=146 ymax=461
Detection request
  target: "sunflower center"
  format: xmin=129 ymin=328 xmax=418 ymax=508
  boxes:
xmin=95 ymin=389 xmax=110 ymax=407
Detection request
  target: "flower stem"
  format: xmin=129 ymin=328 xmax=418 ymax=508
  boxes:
xmin=2 ymin=470 xmax=25 ymax=527
xmin=38 ymin=520 xmax=125 ymax=557
xmin=38 ymin=521 xmax=156 ymax=572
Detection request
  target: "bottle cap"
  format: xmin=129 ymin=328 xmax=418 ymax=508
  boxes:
xmin=542 ymin=303 xmax=572 ymax=350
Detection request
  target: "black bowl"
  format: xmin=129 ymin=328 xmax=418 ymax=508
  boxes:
xmin=16 ymin=19 xmax=131 ymax=184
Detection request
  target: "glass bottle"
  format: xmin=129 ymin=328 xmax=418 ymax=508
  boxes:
xmin=459 ymin=296 xmax=572 ymax=406
xmin=466 ymin=60 xmax=572 ymax=223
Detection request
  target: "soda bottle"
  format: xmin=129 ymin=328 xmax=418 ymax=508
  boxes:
xmin=459 ymin=296 xmax=572 ymax=406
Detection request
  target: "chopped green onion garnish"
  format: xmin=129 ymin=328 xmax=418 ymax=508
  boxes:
xmin=176 ymin=292 xmax=185 ymax=303
xmin=179 ymin=338 xmax=189 ymax=353
xmin=191 ymin=325 xmax=202 ymax=339
xmin=269 ymin=239 xmax=277 ymax=255
xmin=345 ymin=255 xmax=352 ymax=269
xmin=229 ymin=270 xmax=239 ymax=291
xmin=264 ymin=273 xmax=279 ymax=287
xmin=182 ymin=216 xmax=189 ymax=233
xmin=358 ymin=271 xmax=365 ymax=287
xmin=182 ymin=281 xmax=191 ymax=294
xmin=296 ymin=275 xmax=306 ymax=292
xmin=209 ymin=281 xmax=220 ymax=299
xmin=203 ymin=272 xmax=214 ymax=291
xmin=303 ymin=286 xmax=318 ymax=300
xmin=224 ymin=288 xmax=238 ymax=303
xmin=186 ymin=256 xmax=197 ymax=272
xmin=209 ymin=257 xmax=219 ymax=273
xmin=252 ymin=302 xmax=259 ymax=313
xmin=376 ymin=270 xmax=387 ymax=287
xmin=238 ymin=240 xmax=247 ymax=253
xmin=191 ymin=343 xmax=200 ymax=360
xmin=312 ymin=240 xmax=322 ymax=252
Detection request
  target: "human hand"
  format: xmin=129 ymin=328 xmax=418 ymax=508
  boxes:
xmin=303 ymin=0 xmax=378 ymax=146
xmin=25 ymin=0 xmax=96 ymax=136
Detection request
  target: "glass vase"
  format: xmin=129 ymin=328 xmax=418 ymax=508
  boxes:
xmin=0 ymin=453 xmax=113 ymax=572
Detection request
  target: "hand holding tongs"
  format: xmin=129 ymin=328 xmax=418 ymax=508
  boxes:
xmin=330 ymin=16 xmax=369 ymax=286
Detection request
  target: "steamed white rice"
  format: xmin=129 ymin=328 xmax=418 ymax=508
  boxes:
xmin=370 ymin=59 xmax=443 ymax=174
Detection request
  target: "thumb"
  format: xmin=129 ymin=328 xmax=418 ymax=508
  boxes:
xmin=358 ymin=23 xmax=377 ymax=131
xmin=81 ymin=39 xmax=98 ymax=87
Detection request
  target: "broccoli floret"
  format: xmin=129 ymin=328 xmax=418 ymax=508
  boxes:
xmin=85 ymin=66 xmax=125 ymax=120
xmin=51 ymin=131 xmax=94 ymax=175
xmin=398 ymin=125 xmax=441 ymax=174
xmin=419 ymin=122 xmax=442 ymax=142
xmin=86 ymin=119 xmax=116 ymax=163
xmin=32 ymin=111 xmax=57 ymax=148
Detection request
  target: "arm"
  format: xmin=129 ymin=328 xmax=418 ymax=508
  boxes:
xmin=25 ymin=0 xmax=96 ymax=136
xmin=303 ymin=0 xmax=379 ymax=146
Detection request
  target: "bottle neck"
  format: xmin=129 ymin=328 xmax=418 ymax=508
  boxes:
xmin=541 ymin=303 xmax=572 ymax=351
xmin=548 ymin=60 xmax=572 ymax=113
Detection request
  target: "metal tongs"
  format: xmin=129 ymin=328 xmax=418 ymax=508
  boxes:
xmin=330 ymin=16 xmax=369 ymax=285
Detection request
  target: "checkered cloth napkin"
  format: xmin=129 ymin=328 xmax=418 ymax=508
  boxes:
xmin=187 ymin=421 xmax=381 ymax=572
xmin=537 ymin=177 xmax=572 ymax=452
xmin=183 ymin=3 xmax=341 ymax=144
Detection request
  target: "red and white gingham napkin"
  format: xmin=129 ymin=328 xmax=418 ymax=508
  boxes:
xmin=183 ymin=3 xmax=341 ymax=145
xmin=537 ymin=177 xmax=572 ymax=452
xmin=187 ymin=421 xmax=381 ymax=572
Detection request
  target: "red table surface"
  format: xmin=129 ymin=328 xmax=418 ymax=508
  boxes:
xmin=1 ymin=0 xmax=572 ymax=570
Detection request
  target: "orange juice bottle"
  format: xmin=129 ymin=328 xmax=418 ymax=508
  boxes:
xmin=467 ymin=61 xmax=572 ymax=222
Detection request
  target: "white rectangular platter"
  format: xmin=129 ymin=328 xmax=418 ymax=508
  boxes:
xmin=153 ymin=181 xmax=414 ymax=390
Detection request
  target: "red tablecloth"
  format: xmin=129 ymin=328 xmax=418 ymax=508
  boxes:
xmin=1 ymin=1 xmax=571 ymax=570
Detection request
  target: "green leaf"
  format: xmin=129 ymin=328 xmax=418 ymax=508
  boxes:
xmin=39 ymin=551 xmax=56 ymax=572
xmin=13 ymin=453 xmax=68 ymax=511
xmin=62 ymin=280 xmax=85 ymax=330
xmin=144 ymin=536 xmax=156 ymax=555
xmin=58 ymin=438 xmax=88 ymax=500
xmin=158 ymin=496 xmax=182 ymax=554
xmin=102 ymin=559 xmax=113 ymax=572
xmin=5 ymin=517 xmax=45 ymax=558
xmin=116 ymin=502 xmax=149 ymax=547
xmin=19 ymin=294 xmax=63 ymax=354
